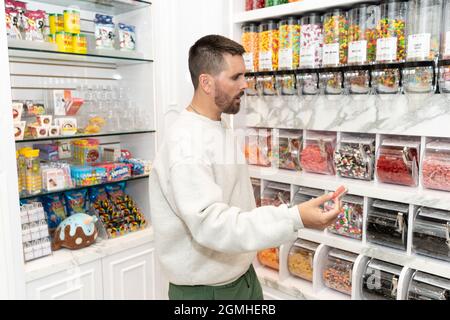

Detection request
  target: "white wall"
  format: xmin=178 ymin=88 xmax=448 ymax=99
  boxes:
xmin=153 ymin=0 xmax=231 ymax=142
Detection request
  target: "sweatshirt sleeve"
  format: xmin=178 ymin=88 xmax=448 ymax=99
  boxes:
xmin=168 ymin=159 xmax=304 ymax=254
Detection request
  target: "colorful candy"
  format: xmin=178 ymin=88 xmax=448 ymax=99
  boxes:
xmin=334 ymin=137 xmax=375 ymax=180
xmin=345 ymin=70 xmax=371 ymax=94
xmin=277 ymin=74 xmax=296 ymax=95
xmin=257 ymin=248 xmax=279 ymax=270
xmin=323 ymin=249 xmax=357 ymax=295
xmin=276 ymin=130 xmax=302 ymax=171
xmin=279 ymin=17 xmax=300 ymax=70
xmin=241 ymin=23 xmax=259 ymax=72
xmin=323 ymin=11 xmax=348 ymax=66
xmin=288 ymin=240 xmax=318 ymax=282
xmin=245 ymin=128 xmax=272 ymax=167
xmin=325 ymin=196 xmax=364 ymax=240
xmin=376 ymin=18 xmax=406 ymax=62
xmin=422 ymin=141 xmax=450 ymax=192
xmin=372 ymin=69 xmax=400 ymax=94
xmin=319 ymin=72 xmax=343 ymax=95
xmin=259 ymin=20 xmax=279 ymax=71
xmin=300 ymin=20 xmax=323 ymax=68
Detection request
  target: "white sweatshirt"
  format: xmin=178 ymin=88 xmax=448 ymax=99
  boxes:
xmin=149 ymin=110 xmax=303 ymax=286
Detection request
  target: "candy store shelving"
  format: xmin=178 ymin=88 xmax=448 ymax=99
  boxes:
xmin=231 ymin=0 xmax=450 ymax=300
xmin=0 ymin=0 xmax=162 ymax=299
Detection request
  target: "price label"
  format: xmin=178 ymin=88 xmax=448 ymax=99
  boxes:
xmin=348 ymin=40 xmax=367 ymax=64
xmin=376 ymin=37 xmax=397 ymax=62
xmin=323 ymin=43 xmax=340 ymax=66
xmin=407 ymin=33 xmax=431 ymax=60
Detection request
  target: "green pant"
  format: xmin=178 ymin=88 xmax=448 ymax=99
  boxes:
xmin=169 ymin=265 xmax=264 ymax=300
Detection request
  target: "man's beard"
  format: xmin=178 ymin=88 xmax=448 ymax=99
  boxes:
xmin=214 ymin=86 xmax=244 ymax=115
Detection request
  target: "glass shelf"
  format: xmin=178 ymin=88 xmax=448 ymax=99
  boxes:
xmin=16 ymin=130 xmax=155 ymax=143
xmin=20 ymin=174 xmax=150 ymax=200
xmin=8 ymin=46 xmax=153 ymax=66
xmin=31 ymin=0 xmax=151 ymax=15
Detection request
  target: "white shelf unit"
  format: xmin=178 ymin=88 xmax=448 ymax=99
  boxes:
xmin=0 ymin=0 xmax=164 ymax=299
xmin=231 ymin=0 xmax=450 ymax=300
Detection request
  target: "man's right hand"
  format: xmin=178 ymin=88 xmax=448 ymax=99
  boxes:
xmin=298 ymin=192 xmax=343 ymax=230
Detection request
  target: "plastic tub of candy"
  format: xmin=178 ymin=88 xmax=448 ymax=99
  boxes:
xmin=245 ymin=128 xmax=272 ymax=167
xmin=276 ymin=74 xmax=296 ymax=95
xmin=322 ymin=248 xmax=358 ymax=295
xmin=276 ymin=129 xmax=302 ymax=171
xmin=257 ymin=247 xmax=279 ymax=270
xmin=299 ymin=13 xmax=323 ymax=69
xmin=259 ymin=20 xmax=279 ymax=71
xmin=422 ymin=140 xmax=450 ymax=191
xmin=362 ymin=258 xmax=402 ymax=300
xmin=413 ymin=206 xmax=450 ymax=262
xmin=292 ymin=186 xmax=324 ymax=205
xmin=296 ymin=73 xmax=319 ymax=95
xmin=367 ymin=199 xmax=409 ymax=251
xmin=372 ymin=68 xmax=401 ymax=94
xmin=245 ymin=76 xmax=258 ymax=96
xmin=402 ymin=66 xmax=435 ymax=94
xmin=319 ymin=71 xmax=344 ymax=95
xmin=407 ymin=271 xmax=450 ymax=300
xmin=301 ymin=132 xmax=336 ymax=175
xmin=345 ymin=70 xmax=371 ymax=94
xmin=376 ymin=0 xmax=407 ymax=63
xmin=348 ymin=4 xmax=379 ymax=66
xmin=376 ymin=138 xmax=420 ymax=187
xmin=326 ymin=195 xmax=364 ymax=240
xmin=242 ymin=23 xmax=259 ymax=72
xmin=261 ymin=181 xmax=290 ymax=206
xmin=322 ymin=9 xmax=348 ymax=67
xmin=288 ymin=239 xmax=319 ymax=281
xmin=335 ymin=135 xmax=375 ymax=180
xmin=251 ymin=178 xmax=262 ymax=207
xmin=440 ymin=64 xmax=450 ymax=95
xmin=258 ymin=75 xmax=278 ymax=96
xmin=279 ymin=16 xmax=300 ymax=70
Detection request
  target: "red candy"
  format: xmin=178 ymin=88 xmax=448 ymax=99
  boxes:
xmin=301 ymin=143 xmax=335 ymax=175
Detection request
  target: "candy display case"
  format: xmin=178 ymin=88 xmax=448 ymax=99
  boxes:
xmin=300 ymin=131 xmax=336 ymax=175
xmin=372 ymin=68 xmax=401 ymax=94
xmin=322 ymin=248 xmax=358 ymax=295
xmin=407 ymin=271 xmax=450 ymax=300
xmin=367 ymin=200 xmax=409 ymax=251
xmin=259 ymin=75 xmax=278 ymax=96
xmin=245 ymin=128 xmax=272 ymax=167
xmin=242 ymin=22 xmax=259 ymax=72
xmin=361 ymin=258 xmax=403 ymax=300
xmin=422 ymin=139 xmax=450 ymax=191
xmin=403 ymin=0 xmax=442 ymax=94
xmin=344 ymin=70 xmax=371 ymax=94
xmin=261 ymin=181 xmax=290 ymax=206
xmin=245 ymin=76 xmax=259 ymax=96
xmin=412 ymin=206 xmax=450 ymax=262
xmin=259 ymin=19 xmax=279 ymax=71
xmin=275 ymin=129 xmax=302 ymax=171
xmin=288 ymin=239 xmax=319 ymax=281
xmin=296 ymin=72 xmax=319 ymax=96
xmin=335 ymin=135 xmax=375 ymax=181
xmin=326 ymin=195 xmax=364 ymax=240
xmin=291 ymin=186 xmax=324 ymax=205
xmin=319 ymin=71 xmax=344 ymax=95
xmin=278 ymin=16 xmax=300 ymax=70
xmin=276 ymin=74 xmax=296 ymax=96
xmin=375 ymin=138 xmax=420 ymax=187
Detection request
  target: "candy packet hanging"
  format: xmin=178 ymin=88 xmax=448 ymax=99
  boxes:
xmin=42 ymin=194 xmax=67 ymax=232
xmin=64 ymin=189 xmax=88 ymax=216
xmin=94 ymin=14 xmax=115 ymax=50
xmin=118 ymin=23 xmax=136 ymax=51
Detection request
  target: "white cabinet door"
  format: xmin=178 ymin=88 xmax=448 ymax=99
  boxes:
xmin=102 ymin=243 xmax=156 ymax=300
xmin=26 ymin=260 xmax=103 ymax=300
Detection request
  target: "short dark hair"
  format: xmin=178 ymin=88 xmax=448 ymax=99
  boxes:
xmin=188 ymin=35 xmax=245 ymax=89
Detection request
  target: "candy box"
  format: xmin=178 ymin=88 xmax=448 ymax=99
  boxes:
xmin=12 ymin=102 xmax=23 ymax=122
xmin=33 ymin=143 xmax=59 ymax=161
xmin=261 ymin=181 xmax=290 ymax=207
xmin=100 ymin=143 xmax=121 ymax=162
xmin=24 ymin=101 xmax=46 ymax=116
xmin=56 ymin=141 xmax=72 ymax=159
xmin=288 ymin=239 xmax=319 ymax=282
xmin=36 ymin=115 xmax=53 ymax=128
xmin=52 ymin=90 xmax=72 ymax=116
xmin=29 ymin=125 xmax=48 ymax=138
xmin=94 ymin=163 xmax=131 ymax=182
xmin=14 ymin=121 xmax=26 ymax=140
xmin=56 ymin=117 xmax=77 ymax=136
xmin=326 ymin=194 xmax=364 ymax=240
xmin=118 ymin=23 xmax=136 ymax=51
xmin=323 ymin=249 xmax=357 ymax=295
xmin=301 ymin=131 xmax=336 ymax=175
xmin=49 ymin=125 xmax=60 ymax=137
xmin=65 ymin=98 xmax=84 ymax=116
xmin=42 ymin=167 xmax=66 ymax=192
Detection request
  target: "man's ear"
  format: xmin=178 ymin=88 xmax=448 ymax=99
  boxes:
xmin=199 ymin=74 xmax=213 ymax=95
